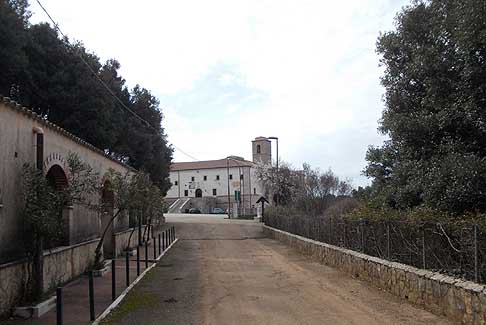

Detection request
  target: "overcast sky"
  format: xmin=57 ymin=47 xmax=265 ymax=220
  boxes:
xmin=30 ymin=0 xmax=409 ymax=187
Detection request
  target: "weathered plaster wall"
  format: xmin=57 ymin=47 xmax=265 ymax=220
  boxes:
xmin=0 ymin=239 xmax=99 ymax=316
xmin=0 ymin=98 xmax=131 ymax=263
xmin=264 ymin=225 xmax=486 ymax=325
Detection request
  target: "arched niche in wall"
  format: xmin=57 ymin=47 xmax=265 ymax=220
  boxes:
xmin=45 ymin=164 xmax=70 ymax=246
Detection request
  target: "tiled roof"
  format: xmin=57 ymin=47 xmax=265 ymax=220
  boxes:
xmin=171 ymin=158 xmax=255 ymax=171
xmin=0 ymin=96 xmax=136 ymax=171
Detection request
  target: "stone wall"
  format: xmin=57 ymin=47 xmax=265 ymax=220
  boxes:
xmin=0 ymin=239 xmax=99 ymax=317
xmin=114 ymin=225 xmax=148 ymax=257
xmin=264 ymin=225 xmax=486 ymax=324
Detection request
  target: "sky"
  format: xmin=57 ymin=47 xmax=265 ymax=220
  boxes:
xmin=29 ymin=0 xmax=410 ymax=187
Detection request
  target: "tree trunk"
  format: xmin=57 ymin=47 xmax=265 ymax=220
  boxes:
xmin=31 ymin=237 xmax=44 ymax=302
xmin=94 ymin=209 xmax=122 ymax=268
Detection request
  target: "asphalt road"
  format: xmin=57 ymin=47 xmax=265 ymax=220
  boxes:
xmin=101 ymin=214 xmax=451 ymax=325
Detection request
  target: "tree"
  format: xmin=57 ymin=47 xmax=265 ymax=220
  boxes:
xmin=92 ymin=170 xmax=166 ymax=267
xmin=256 ymin=161 xmax=353 ymax=215
xmin=0 ymin=0 xmax=29 ymax=97
xmin=20 ymin=153 xmax=101 ymax=302
xmin=0 ymin=1 xmax=173 ymax=194
xmin=20 ymin=165 xmax=63 ymax=302
xmin=365 ymin=0 xmax=486 ymax=213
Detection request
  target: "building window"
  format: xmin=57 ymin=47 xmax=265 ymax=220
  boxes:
xmin=229 ymin=174 xmax=233 ymax=180
xmin=212 ymin=189 xmax=217 ymax=196
xmin=184 ymin=190 xmax=188 ymax=196
xmin=175 ymin=181 xmax=178 ymax=186
xmin=204 ymin=175 xmax=207 ymax=181
xmin=240 ymin=174 xmax=244 ymax=180
xmin=254 ymin=187 xmax=256 ymax=194
xmin=257 ymin=144 xmax=261 ymax=153
xmin=191 ymin=176 xmax=195 ymax=181
xmin=216 ymin=175 xmax=220 ymax=180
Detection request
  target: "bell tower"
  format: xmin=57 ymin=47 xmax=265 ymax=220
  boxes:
xmin=252 ymin=137 xmax=272 ymax=165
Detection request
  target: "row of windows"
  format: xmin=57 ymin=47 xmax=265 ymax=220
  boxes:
xmin=171 ymin=174 xmax=245 ymax=184
xmin=183 ymin=188 xmax=257 ymax=197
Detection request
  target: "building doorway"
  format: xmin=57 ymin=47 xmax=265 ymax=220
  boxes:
xmin=195 ymin=189 xmax=202 ymax=198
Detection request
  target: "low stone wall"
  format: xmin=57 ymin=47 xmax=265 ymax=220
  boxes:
xmin=0 ymin=238 xmax=99 ymax=317
xmin=113 ymin=226 xmax=147 ymax=257
xmin=264 ymin=225 xmax=486 ymax=324
xmin=114 ymin=225 xmax=168 ymax=257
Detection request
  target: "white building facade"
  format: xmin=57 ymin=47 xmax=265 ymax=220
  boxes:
xmin=166 ymin=137 xmax=272 ymax=214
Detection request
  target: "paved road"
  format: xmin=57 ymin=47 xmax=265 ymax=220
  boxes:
xmin=101 ymin=214 xmax=451 ymax=325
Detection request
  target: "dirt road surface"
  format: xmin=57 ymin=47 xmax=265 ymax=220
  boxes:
xmin=101 ymin=214 xmax=452 ymax=325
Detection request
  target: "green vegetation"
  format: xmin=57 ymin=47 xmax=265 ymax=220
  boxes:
xmin=363 ymin=0 xmax=486 ymax=215
xmin=100 ymin=271 xmax=160 ymax=325
xmin=1 ymin=0 xmax=172 ymax=193
xmin=256 ymin=162 xmax=353 ymax=217
xmin=100 ymin=290 xmax=159 ymax=325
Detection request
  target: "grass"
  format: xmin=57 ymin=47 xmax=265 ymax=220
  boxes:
xmin=100 ymin=269 xmax=159 ymax=324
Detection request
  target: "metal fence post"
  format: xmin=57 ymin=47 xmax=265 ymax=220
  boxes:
xmin=88 ymin=270 xmax=95 ymax=321
xmin=145 ymin=240 xmax=149 ymax=268
xmin=125 ymin=251 xmax=130 ymax=287
xmin=162 ymin=231 xmax=166 ymax=251
xmin=111 ymin=259 xmax=116 ymax=301
xmin=386 ymin=222 xmax=391 ymax=260
xmin=153 ymin=237 xmax=156 ymax=260
xmin=474 ymin=224 xmax=479 ymax=282
xmin=360 ymin=219 xmax=365 ymax=253
xmin=158 ymin=233 xmax=161 ymax=255
xmin=56 ymin=287 xmax=63 ymax=325
xmin=136 ymin=245 xmax=140 ymax=276
xmin=328 ymin=217 xmax=331 ymax=244
xmin=422 ymin=226 xmax=426 ymax=269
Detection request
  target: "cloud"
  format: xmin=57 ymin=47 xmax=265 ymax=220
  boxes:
xmin=29 ymin=0 xmax=409 ymax=187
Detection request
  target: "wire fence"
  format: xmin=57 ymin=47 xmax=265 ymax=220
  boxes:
xmin=264 ymin=214 xmax=486 ymax=284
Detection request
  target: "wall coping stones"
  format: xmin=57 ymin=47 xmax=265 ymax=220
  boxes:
xmin=264 ymin=225 xmax=486 ymax=324
xmin=0 ymin=238 xmax=101 ymax=270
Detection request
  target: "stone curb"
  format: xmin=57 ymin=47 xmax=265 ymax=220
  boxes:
xmin=92 ymin=238 xmax=179 ymax=325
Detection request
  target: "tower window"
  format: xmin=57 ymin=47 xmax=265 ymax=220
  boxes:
xmin=212 ymin=189 xmax=217 ymax=196
xmin=191 ymin=176 xmax=195 ymax=181
xmin=175 ymin=181 xmax=178 ymax=186
xmin=216 ymin=175 xmax=220 ymax=180
xmin=257 ymin=144 xmax=261 ymax=153
xmin=240 ymin=174 xmax=244 ymax=180
xmin=254 ymin=188 xmax=256 ymax=194
xmin=229 ymin=174 xmax=233 ymax=180
xmin=203 ymin=175 xmax=207 ymax=181
xmin=184 ymin=190 xmax=188 ymax=196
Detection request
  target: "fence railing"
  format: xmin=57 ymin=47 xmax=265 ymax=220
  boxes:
xmin=55 ymin=226 xmax=176 ymax=325
xmin=264 ymin=214 xmax=486 ymax=284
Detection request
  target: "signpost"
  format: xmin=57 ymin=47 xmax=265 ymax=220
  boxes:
xmin=256 ymin=196 xmax=269 ymax=223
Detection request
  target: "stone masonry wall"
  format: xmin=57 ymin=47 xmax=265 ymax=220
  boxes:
xmin=264 ymin=225 xmax=486 ymax=324
xmin=0 ymin=239 xmax=99 ymax=317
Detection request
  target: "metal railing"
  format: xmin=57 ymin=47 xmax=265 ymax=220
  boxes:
xmin=55 ymin=226 xmax=176 ymax=325
xmin=265 ymin=214 xmax=486 ymax=284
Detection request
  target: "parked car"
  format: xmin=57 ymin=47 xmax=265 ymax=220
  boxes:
xmin=188 ymin=208 xmax=201 ymax=214
xmin=211 ymin=207 xmax=226 ymax=214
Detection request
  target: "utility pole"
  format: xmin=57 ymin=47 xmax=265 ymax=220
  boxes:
xmin=226 ymin=158 xmax=231 ymax=218
xmin=268 ymin=137 xmax=279 ymax=206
